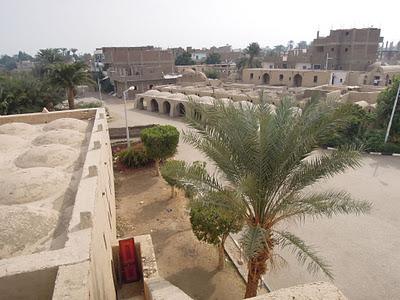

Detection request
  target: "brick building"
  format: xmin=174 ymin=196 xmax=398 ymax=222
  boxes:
xmin=309 ymin=28 xmax=383 ymax=71
xmin=102 ymin=46 xmax=177 ymax=97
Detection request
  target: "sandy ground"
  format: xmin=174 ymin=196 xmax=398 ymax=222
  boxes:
xmin=100 ymin=94 xmax=400 ymax=300
xmin=115 ymin=167 xmax=246 ymax=300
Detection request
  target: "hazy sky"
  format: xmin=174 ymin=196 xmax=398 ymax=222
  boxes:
xmin=1 ymin=0 xmax=399 ymax=56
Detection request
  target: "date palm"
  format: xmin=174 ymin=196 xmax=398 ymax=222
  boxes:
xmin=49 ymin=62 xmax=94 ymax=109
xmin=168 ymin=98 xmax=371 ymax=298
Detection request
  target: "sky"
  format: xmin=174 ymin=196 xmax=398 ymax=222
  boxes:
xmin=0 ymin=0 xmax=399 ymax=56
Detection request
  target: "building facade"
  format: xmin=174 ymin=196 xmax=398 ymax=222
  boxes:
xmin=102 ymin=46 xmax=176 ymax=97
xmin=243 ymin=68 xmax=333 ymax=87
xmin=309 ymin=28 xmax=383 ymax=71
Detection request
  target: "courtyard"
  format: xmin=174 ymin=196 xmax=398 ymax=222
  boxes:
xmin=105 ymin=95 xmax=400 ymax=300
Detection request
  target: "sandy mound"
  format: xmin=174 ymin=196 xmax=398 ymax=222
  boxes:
xmin=0 ymin=134 xmax=27 ymax=152
xmin=0 ymin=167 xmax=69 ymax=205
xmin=15 ymin=144 xmax=79 ymax=168
xmin=43 ymin=118 xmax=89 ymax=133
xmin=32 ymin=129 xmax=86 ymax=148
xmin=0 ymin=205 xmax=58 ymax=259
xmin=0 ymin=122 xmax=39 ymax=136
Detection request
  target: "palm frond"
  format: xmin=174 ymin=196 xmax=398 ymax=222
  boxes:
xmin=274 ymin=230 xmax=333 ymax=279
xmin=240 ymin=225 xmax=267 ymax=259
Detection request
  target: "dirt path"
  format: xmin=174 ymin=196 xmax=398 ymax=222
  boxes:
xmin=115 ymin=167 xmax=246 ymax=300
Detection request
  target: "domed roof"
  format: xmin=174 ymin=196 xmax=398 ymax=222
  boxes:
xmin=183 ymin=68 xmax=196 ymax=74
xmin=0 ymin=134 xmax=27 ymax=152
xmin=218 ymin=98 xmax=233 ymax=105
xmin=157 ymin=92 xmax=172 ymax=98
xmin=234 ymin=101 xmax=255 ymax=110
xmin=0 ymin=122 xmax=39 ymax=136
xmin=0 ymin=206 xmax=58 ymax=258
xmin=0 ymin=167 xmax=68 ymax=205
xmin=186 ymin=94 xmax=200 ymax=101
xmin=195 ymin=71 xmax=208 ymax=81
xmin=143 ymin=89 xmax=161 ymax=96
xmin=355 ymin=100 xmax=369 ymax=108
xmin=199 ymin=96 xmax=215 ymax=104
xmin=167 ymin=93 xmax=187 ymax=100
xmin=32 ymin=129 xmax=86 ymax=148
xmin=15 ymin=144 xmax=79 ymax=169
xmin=43 ymin=118 xmax=88 ymax=133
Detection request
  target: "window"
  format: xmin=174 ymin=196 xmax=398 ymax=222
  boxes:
xmin=313 ymin=64 xmax=321 ymax=70
xmin=340 ymin=78 xmax=343 ymax=83
xmin=313 ymin=76 xmax=318 ymax=83
xmin=331 ymin=48 xmax=334 ymax=51
xmin=135 ymin=71 xmax=140 ymax=76
xmin=279 ymin=74 xmax=284 ymax=81
xmin=317 ymin=46 xmax=324 ymax=52
xmin=303 ymin=65 xmax=307 ymax=70
xmin=250 ymin=73 xmax=254 ymax=80
xmin=346 ymin=31 xmax=349 ymax=36
xmin=289 ymin=77 xmax=291 ymax=81
xmin=345 ymin=48 xmax=348 ymax=52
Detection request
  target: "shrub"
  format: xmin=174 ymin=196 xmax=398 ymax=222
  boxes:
xmin=141 ymin=125 xmax=180 ymax=175
xmin=204 ymin=69 xmax=219 ymax=79
xmin=364 ymin=129 xmax=385 ymax=152
xmin=118 ymin=146 xmax=150 ymax=168
xmin=75 ymin=101 xmax=103 ymax=109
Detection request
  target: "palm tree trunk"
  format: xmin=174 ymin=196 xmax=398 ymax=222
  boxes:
xmin=244 ymin=251 xmax=269 ymax=298
xmin=217 ymin=235 xmax=228 ymax=270
xmin=67 ymin=87 xmax=75 ymax=109
xmin=155 ymin=159 xmax=160 ymax=176
xmin=171 ymin=185 xmax=176 ymax=199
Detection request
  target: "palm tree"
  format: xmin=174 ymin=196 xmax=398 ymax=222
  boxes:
xmin=49 ymin=62 xmax=94 ymax=109
xmin=167 ymin=98 xmax=371 ymax=298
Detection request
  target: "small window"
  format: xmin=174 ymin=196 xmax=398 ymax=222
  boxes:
xmin=250 ymin=73 xmax=254 ymax=79
xmin=279 ymin=74 xmax=284 ymax=81
xmin=345 ymin=48 xmax=348 ymax=52
xmin=340 ymin=78 xmax=343 ymax=83
xmin=303 ymin=65 xmax=307 ymax=70
xmin=289 ymin=77 xmax=292 ymax=81
xmin=313 ymin=76 xmax=318 ymax=83
xmin=135 ymin=71 xmax=140 ymax=76
xmin=346 ymin=31 xmax=349 ymax=36
xmin=331 ymin=48 xmax=334 ymax=51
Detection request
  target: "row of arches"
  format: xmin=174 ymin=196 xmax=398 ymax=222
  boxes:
xmin=261 ymin=73 xmax=303 ymax=87
xmin=137 ymin=98 xmax=186 ymax=117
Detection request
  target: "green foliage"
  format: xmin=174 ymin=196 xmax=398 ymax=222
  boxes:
xmin=375 ymin=76 xmax=400 ymax=142
xmin=236 ymin=43 xmax=262 ymax=72
xmin=117 ymin=146 xmax=150 ymax=168
xmin=175 ymin=51 xmax=195 ymax=66
xmin=205 ymin=53 xmax=221 ymax=65
xmin=204 ymin=69 xmax=219 ymax=79
xmin=0 ymin=55 xmax=17 ymax=71
xmin=141 ymin=125 xmax=180 ymax=161
xmin=189 ymin=191 xmax=245 ymax=246
xmin=75 ymin=101 xmax=103 ymax=109
xmin=180 ymin=96 xmax=370 ymax=283
xmin=0 ymin=73 xmax=63 ymax=115
xmin=320 ymin=102 xmax=369 ymax=147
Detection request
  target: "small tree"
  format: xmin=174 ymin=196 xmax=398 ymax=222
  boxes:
xmin=160 ymin=160 xmax=185 ymax=199
xmin=205 ymin=53 xmax=221 ymax=65
xmin=141 ymin=125 xmax=180 ymax=176
xmin=190 ymin=191 xmax=245 ymax=270
xmin=175 ymin=51 xmax=195 ymax=66
xmin=161 ymin=160 xmax=244 ymax=269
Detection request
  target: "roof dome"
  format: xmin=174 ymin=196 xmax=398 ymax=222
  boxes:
xmin=43 ymin=118 xmax=88 ymax=133
xmin=15 ymin=144 xmax=79 ymax=169
xmin=0 ymin=167 xmax=68 ymax=205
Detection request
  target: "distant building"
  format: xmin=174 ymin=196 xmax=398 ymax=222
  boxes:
xmin=309 ymin=28 xmax=383 ymax=71
xmin=102 ymin=46 xmax=177 ymax=97
xmin=243 ymin=68 xmax=333 ymax=87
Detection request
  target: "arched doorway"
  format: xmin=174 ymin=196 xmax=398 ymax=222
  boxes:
xmin=163 ymin=101 xmax=171 ymax=115
xmin=150 ymin=99 xmax=159 ymax=112
xmin=137 ymin=98 xmax=145 ymax=110
xmin=177 ymin=103 xmax=185 ymax=117
xmin=262 ymin=73 xmax=270 ymax=84
xmin=293 ymin=74 xmax=302 ymax=87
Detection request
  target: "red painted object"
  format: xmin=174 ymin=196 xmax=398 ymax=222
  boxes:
xmin=119 ymin=238 xmax=140 ymax=283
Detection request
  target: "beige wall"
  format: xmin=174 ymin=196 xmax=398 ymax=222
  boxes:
xmin=242 ymin=69 xmax=332 ymax=87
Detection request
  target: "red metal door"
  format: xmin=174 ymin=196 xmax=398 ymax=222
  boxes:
xmin=119 ymin=238 xmax=140 ymax=282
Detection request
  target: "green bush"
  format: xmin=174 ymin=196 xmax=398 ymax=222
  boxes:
xmin=364 ymin=129 xmax=385 ymax=152
xmin=204 ymin=69 xmax=219 ymax=79
xmin=118 ymin=146 xmax=150 ymax=168
xmin=75 ymin=101 xmax=103 ymax=109
xmin=141 ymin=125 xmax=180 ymax=175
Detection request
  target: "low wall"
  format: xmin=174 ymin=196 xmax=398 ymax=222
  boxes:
xmin=0 ymin=109 xmax=96 ymax=124
xmin=109 ymin=125 xmax=155 ymax=140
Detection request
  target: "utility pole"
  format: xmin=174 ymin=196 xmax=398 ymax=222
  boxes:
xmin=384 ymin=83 xmax=400 ymax=143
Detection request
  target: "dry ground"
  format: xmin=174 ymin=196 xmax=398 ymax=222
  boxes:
xmin=115 ymin=167 xmax=246 ymax=300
